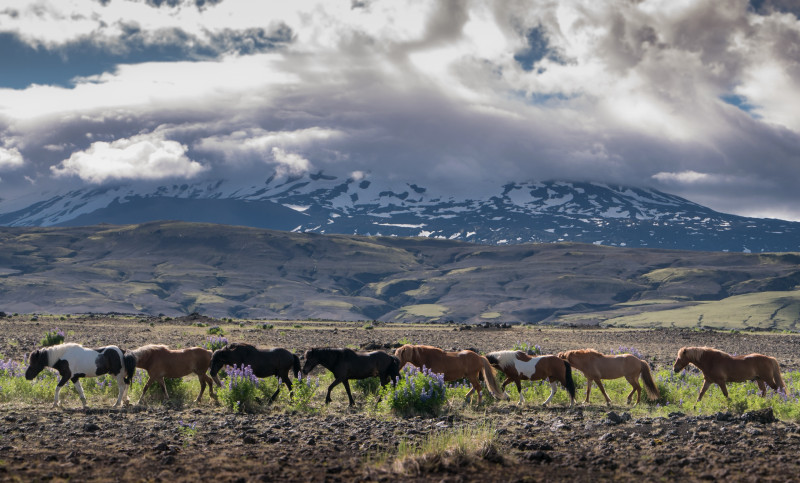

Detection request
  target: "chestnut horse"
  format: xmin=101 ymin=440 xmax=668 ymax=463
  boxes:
xmin=673 ymin=346 xmax=786 ymax=402
xmin=486 ymin=351 xmax=575 ymax=407
xmin=129 ymin=345 xmax=221 ymax=404
xmin=558 ymin=349 xmax=659 ymax=406
xmin=394 ymin=345 xmax=508 ymax=404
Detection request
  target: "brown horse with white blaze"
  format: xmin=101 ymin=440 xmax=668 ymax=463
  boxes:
xmin=394 ymin=345 xmax=508 ymax=404
xmin=673 ymin=346 xmax=786 ymax=402
xmin=558 ymin=349 xmax=659 ymax=406
xmin=128 ymin=345 xmax=221 ymax=404
xmin=486 ymin=351 xmax=575 ymax=407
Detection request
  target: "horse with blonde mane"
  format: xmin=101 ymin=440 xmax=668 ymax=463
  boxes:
xmin=128 ymin=345 xmax=221 ymax=404
xmin=673 ymin=346 xmax=786 ymax=402
xmin=557 ymin=349 xmax=659 ymax=406
xmin=486 ymin=350 xmax=575 ymax=407
xmin=394 ymin=344 xmax=508 ymax=404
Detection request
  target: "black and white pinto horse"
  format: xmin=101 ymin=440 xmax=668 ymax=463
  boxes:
xmin=25 ymin=343 xmax=135 ymax=408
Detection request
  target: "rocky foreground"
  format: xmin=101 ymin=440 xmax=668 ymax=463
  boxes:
xmin=1 ymin=316 xmax=800 ymax=481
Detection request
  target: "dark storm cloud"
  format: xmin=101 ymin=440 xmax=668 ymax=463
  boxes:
xmin=1 ymin=1 xmax=800 ymax=220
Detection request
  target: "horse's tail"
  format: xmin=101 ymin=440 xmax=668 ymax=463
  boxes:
xmin=640 ymin=360 xmax=660 ymax=400
xmin=122 ymin=352 xmax=137 ymax=386
xmin=293 ymin=353 xmax=301 ymax=379
xmin=771 ymin=357 xmax=787 ymax=393
xmin=563 ymin=360 xmax=576 ymax=402
xmin=480 ymin=356 xmax=508 ymax=400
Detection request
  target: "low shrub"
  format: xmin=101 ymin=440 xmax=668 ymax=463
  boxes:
xmin=207 ymin=326 xmax=225 ymax=336
xmin=203 ymin=336 xmax=228 ymax=352
xmin=218 ymin=364 xmax=260 ymax=412
xmin=288 ymin=372 xmax=319 ymax=412
xmin=381 ymin=365 xmax=446 ymax=416
xmin=40 ymin=328 xmax=65 ymax=347
xmin=511 ymin=341 xmax=542 ymax=355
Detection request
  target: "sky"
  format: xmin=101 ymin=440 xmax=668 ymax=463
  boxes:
xmin=1 ymin=0 xmax=800 ymax=220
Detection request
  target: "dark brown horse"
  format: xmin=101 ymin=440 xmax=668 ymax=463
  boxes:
xmin=394 ymin=344 xmax=508 ymax=404
xmin=301 ymin=348 xmax=400 ymax=406
xmin=487 ymin=350 xmax=575 ymax=407
xmin=129 ymin=345 xmax=220 ymax=404
xmin=673 ymin=346 xmax=786 ymax=402
xmin=210 ymin=343 xmax=300 ymax=402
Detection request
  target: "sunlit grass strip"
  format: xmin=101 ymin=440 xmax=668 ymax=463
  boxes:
xmin=390 ymin=423 xmax=498 ymax=476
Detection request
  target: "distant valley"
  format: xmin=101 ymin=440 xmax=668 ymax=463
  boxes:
xmin=1 ymin=221 xmax=799 ymax=330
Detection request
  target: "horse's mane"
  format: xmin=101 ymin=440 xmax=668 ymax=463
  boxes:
xmin=228 ymin=342 xmax=257 ymax=351
xmin=681 ymin=346 xmax=724 ymax=362
xmin=130 ymin=344 xmax=169 ymax=364
xmin=39 ymin=342 xmax=84 ymax=365
xmin=566 ymin=348 xmax=604 ymax=358
xmin=487 ymin=350 xmax=525 ymax=367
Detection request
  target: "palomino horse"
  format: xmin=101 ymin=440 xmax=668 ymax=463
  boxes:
xmin=558 ymin=349 xmax=659 ymax=406
xmin=210 ymin=343 xmax=300 ymax=402
xmin=394 ymin=345 xmax=508 ymax=404
xmin=301 ymin=348 xmax=400 ymax=406
xmin=25 ymin=342 xmax=134 ymax=408
xmin=128 ymin=345 xmax=220 ymax=404
xmin=486 ymin=351 xmax=575 ymax=407
xmin=673 ymin=346 xmax=786 ymax=402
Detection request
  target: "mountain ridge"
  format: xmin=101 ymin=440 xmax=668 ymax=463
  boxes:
xmin=2 ymin=172 xmax=799 ymax=252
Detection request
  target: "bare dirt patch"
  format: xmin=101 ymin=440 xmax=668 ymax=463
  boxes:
xmin=2 ymin=315 xmax=800 ymax=481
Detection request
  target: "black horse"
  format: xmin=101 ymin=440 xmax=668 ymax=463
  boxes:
xmin=210 ymin=343 xmax=300 ymax=402
xmin=301 ymin=348 xmax=401 ymax=406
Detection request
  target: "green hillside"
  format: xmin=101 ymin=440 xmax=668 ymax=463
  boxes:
xmin=0 ymin=221 xmax=799 ymax=328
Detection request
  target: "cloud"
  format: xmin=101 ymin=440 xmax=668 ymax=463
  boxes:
xmin=0 ymin=0 xmax=799 ymax=220
xmin=270 ymin=147 xmax=311 ymax=175
xmin=651 ymin=171 xmax=713 ymax=184
xmin=0 ymin=146 xmax=23 ymax=170
xmin=51 ymin=132 xmax=206 ymax=183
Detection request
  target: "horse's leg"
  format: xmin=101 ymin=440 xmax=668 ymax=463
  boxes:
xmin=342 ymin=379 xmax=355 ymax=406
xmin=542 ymin=381 xmax=558 ymax=406
xmin=595 ymin=379 xmax=612 ymax=406
xmin=464 ymin=385 xmax=475 ymax=404
xmin=72 ymin=379 xmax=88 ymax=409
xmin=113 ymin=373 xmax=126 ymax=407
xmin=196 ymin=374 xmax=206 ymax=403
xmin=204 ymin=374 xmax=218 ymax=400
xmin=625 ymin=376 xmax=641 ymax=406
xmin=325 ymin=379 xmax=341 ymax=404
xmin=515 ymin=380 xmax=524 ymax=405
xmin=696 ymin=379 xmax=712 ymax=402
xmin=137 ymin=376 xmax=155 ymax=405
xmin=269 ymin=378 xmax=282 ymax=403
xmin=470 ymin=375 xmax=483 ymax=405
xmin=54 ymin=374 xmax=70 ymax=408
xmin=583 ymin=379 xmax=593 ymax=404
xmin=757 ymin=379 xmax=767 ymax=397
xmin=158 ymin=377 xmax=169 ymax=400
xmin=718 ymin=382 xmax=729 ymax=399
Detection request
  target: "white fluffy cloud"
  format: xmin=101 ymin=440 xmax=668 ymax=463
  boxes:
xmin=1 ymin=0 xmax=800 ymax=218
xmin=0 ymin=147 xmax=24 ymax=170
xmin=51 ymin=132 xmax=206 ymax=183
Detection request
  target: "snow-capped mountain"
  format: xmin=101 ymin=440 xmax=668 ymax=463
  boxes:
xmin=1 ymin=171 xmax=798 ymax=252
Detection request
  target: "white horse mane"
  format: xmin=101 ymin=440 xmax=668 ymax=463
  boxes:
xmin=487 ymin=350 xmax=519 ymax=367
xmin=41 ymin=342 xmax=84 ymax=366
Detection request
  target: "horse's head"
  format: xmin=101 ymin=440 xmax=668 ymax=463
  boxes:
xmin=673 ymin=347 xmax=692 ymax=373
xmin=301 ymin=349 xmax=319 ymax=375
xmin=209 ymin=347 xmax=232 ymax=377
xmin=25 ymin=349 xmax=49 ymax=380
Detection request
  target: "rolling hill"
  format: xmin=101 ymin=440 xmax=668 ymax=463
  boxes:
xmin=1 ymin=221 xmax=799 ymax=330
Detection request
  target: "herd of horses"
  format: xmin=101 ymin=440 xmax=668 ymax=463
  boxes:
xmin=24 ymin=340 xmax=788 ymax=409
